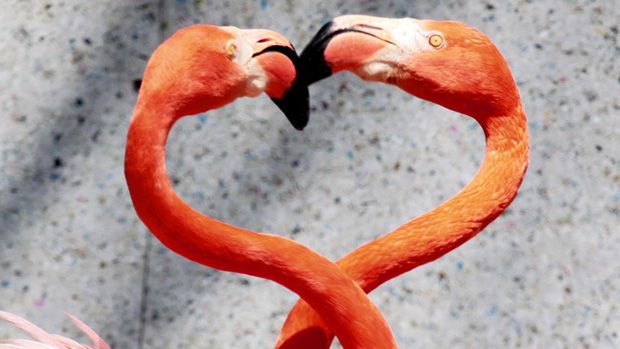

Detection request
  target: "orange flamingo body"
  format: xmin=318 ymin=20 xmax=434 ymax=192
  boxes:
xmin=124 ymin=25 xmax=396 ymax=349
xmin=276 ymin=16 xmax=529 ymax=349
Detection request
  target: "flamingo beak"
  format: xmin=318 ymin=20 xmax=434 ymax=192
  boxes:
xmin=247 ymin=30 xmax=309 ymax=130
xmin=300 ymin=15 xmax=398 ymax=85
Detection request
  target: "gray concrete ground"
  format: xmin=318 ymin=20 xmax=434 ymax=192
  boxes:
xmin=1 ymin=1 xmax=618 ymax=348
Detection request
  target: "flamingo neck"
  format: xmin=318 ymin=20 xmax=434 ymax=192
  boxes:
xmin=124 ymin=97 xmax=399 ymax=349
xmin=357 ymin=103 xmax=529 ymax=290
xmin=124 ymin=103 xmax=196 ymax=258
xmin=454 ymin=104 xmax=529 ymax=229
xmin=124 ymin=100 xmax=276 ymax=270
xmin=274 ymin=103 xmax=529 ymax=349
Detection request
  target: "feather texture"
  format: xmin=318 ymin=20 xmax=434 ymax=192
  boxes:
xmin=0 ymin=312 xmax=109 ymax=349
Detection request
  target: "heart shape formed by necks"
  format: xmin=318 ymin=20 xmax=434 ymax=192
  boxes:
xmin=125 ymin=24 xmax=397 ymax=349
xmin=276 ymin=15 xmax=529 ymax=349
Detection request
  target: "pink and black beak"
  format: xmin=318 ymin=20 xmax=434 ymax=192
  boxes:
xmin=300 ymin=15 xmax=397 ymax=85
xmin=253 ymin=45 xmax=309 ymax=130
xmin=246 ymin=28 xmax=310 ymax=130
xmin=298 ymin=21 xmax=340 ymax=85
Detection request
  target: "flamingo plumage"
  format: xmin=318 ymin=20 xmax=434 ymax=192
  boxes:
xmin=276 ymin=15 xmax=529 ymax=349
xmin=123 ymin=24 xmax=397 ymax=349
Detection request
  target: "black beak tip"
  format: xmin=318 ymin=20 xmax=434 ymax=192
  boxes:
xmin=270 ymin=84 xmax=309 ymax=131
xmin=257 ymin=45 xmax=310 ymax=130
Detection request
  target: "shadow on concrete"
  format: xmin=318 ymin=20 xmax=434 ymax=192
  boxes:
xmin=0 ymin=1 xmax=165 ymax=348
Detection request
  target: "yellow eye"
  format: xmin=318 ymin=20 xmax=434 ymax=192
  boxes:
xmin=226 ymin=41 xmax=238 ymax=58
xmin=428 ymin=34 xmax=444 ymax=48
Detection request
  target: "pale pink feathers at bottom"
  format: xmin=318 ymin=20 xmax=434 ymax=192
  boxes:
xmin=0 ymin=311 xmax=110 ymax=349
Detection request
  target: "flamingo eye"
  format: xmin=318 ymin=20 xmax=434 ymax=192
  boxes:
xmin=428 ymin=34 xmax=444 ymax=48
xmin=225 ymin=40 xmax=238 ymax=59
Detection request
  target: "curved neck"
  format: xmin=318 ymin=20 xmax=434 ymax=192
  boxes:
xmin=428 ymin=107 xmax=529 ymax=232
xmin=124 ymin=96 xmax=398 ymax=349
xmin=349 ymin=104 xmax=529 ymax=290
xmin=275 ymin=103 xmax=529 ymax=349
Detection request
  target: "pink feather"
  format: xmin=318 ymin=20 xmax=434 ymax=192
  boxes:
xmin=66 ymin=315 xmax=109 ymax=349
xmin=0 ymin=312 xmax=109 ymax=349
xmin=0 ymin=339 xmax=56 ymax=349
xmin=0 ymin=312 xmax=62 ymax=348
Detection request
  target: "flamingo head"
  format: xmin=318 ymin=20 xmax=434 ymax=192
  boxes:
xmin=140 ymin=25 xmax=309 ymax=130
xmin=300 ymin=15 xmax=519 ymax=117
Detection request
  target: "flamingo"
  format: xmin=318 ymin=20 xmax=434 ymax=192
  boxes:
xmin=1 ymin=25 xmax=398 ymax=349
xmin=123 ymin=24 xmax=398 ymax=349
xmin=276 ymin=15 xmax=529 ymax=349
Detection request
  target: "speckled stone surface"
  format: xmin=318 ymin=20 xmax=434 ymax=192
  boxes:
xmin=1 ymin=1 xmax=618 ymax=348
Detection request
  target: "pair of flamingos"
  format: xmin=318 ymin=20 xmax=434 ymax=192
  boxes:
xmin=1 ymin=15 xmax=528 ymax=349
